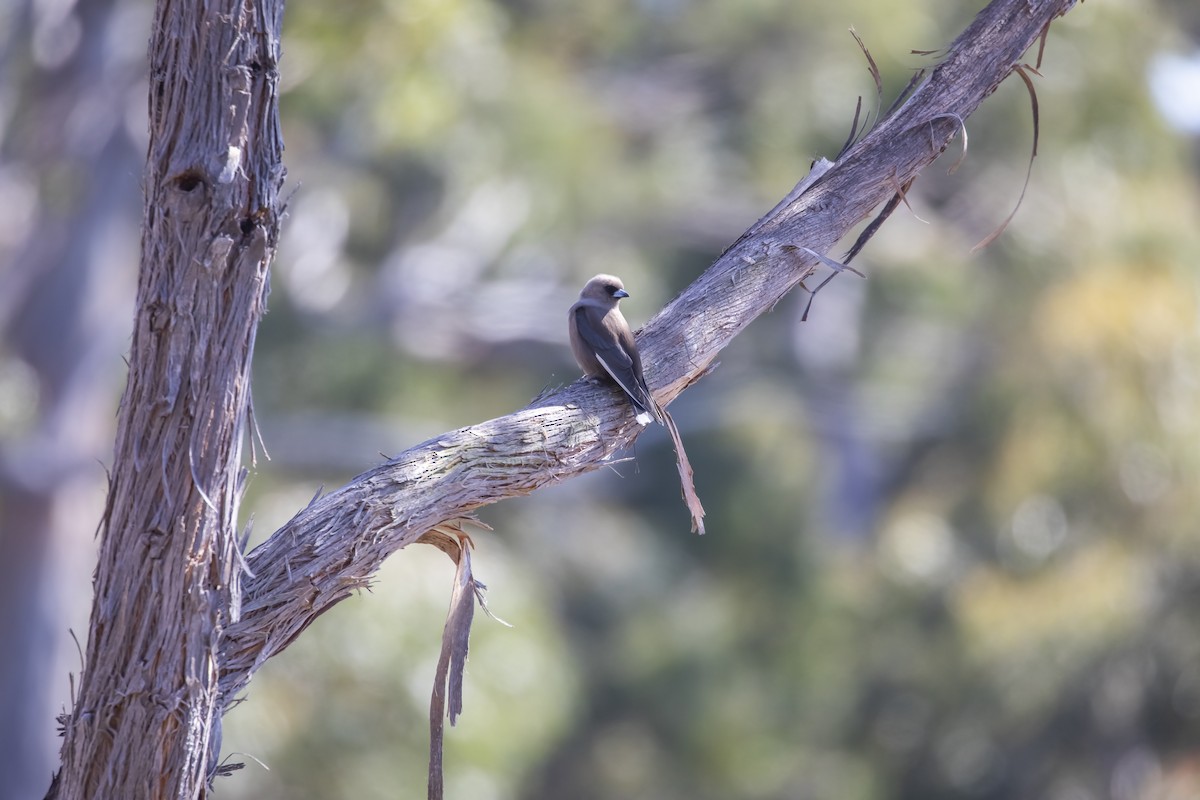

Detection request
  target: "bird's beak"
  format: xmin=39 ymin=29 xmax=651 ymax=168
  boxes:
xmin=613 ymin=289 xmax=630 ymax=299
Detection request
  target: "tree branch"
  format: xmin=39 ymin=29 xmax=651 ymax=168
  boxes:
xmin=219 ymin=0 xmax=1077 ymax=718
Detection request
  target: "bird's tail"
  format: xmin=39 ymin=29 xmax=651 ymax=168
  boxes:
xmin=654 ymin=400 xmax=705 ymax=534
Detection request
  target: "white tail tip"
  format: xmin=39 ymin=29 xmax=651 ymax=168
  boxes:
xmin=635 ymin=411 xmax=653 ymax=426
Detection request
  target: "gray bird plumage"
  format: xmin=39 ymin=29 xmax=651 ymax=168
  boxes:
xmin=568 ymin=274 xmax=660 ymax=426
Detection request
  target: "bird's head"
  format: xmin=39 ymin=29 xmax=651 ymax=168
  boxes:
xmin=579 ymin=274 xmax=629 ymax=305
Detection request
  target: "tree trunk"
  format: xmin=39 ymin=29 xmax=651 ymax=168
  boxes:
xmin=47 ymin=0 xmax=1079 ymax=796
xmin=47 ymin=0 xmax=284 ymax=796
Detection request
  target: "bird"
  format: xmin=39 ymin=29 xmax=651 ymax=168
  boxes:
xmin=568 ymin=274 xmax=661 ymax=426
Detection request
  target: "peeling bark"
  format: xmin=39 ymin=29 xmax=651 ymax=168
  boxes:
xmin=48 ymin=0 xmax=284 ymax=796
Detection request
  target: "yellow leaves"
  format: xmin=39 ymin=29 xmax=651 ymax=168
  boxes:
xmin=990 ymin=409 xmax=1093 ymax=508
xmin=999 ymin=264 xmax=1199 ymax=506
xmin=955 ymin=541 xmax=1141 ymax=669
xmin=1035 ymin=264 xmax=1195 ymax=365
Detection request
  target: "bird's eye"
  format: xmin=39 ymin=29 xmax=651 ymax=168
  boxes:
xmin=606 ymin=285 xmax=619 ymax=295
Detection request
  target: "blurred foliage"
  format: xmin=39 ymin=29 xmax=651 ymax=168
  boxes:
xmin=152 ymin=0 xmax=1200 ymax=798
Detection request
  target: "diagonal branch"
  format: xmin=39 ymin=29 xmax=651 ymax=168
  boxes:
xmin=217 ymin=0 xmax=1079 ymax=711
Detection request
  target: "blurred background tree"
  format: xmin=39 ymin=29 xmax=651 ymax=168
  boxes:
xmin=3 ymin=0 xmax=1200 ymax=798
xmin=0 ymin=0 xmax=143 ymax=796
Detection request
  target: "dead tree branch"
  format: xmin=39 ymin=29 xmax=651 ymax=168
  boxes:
xmin=218 ymin=0 xmax=1078 ymax=715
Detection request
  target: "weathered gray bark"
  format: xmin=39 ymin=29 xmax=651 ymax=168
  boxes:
xmin=47 ymin=0 xmax=284 ymax=796
xmin=48 ymin=0 xmax=1078 ymax=797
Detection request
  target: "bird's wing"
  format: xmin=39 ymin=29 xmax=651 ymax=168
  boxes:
xmin=573 ymin=305 xmax=656 ymax=418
